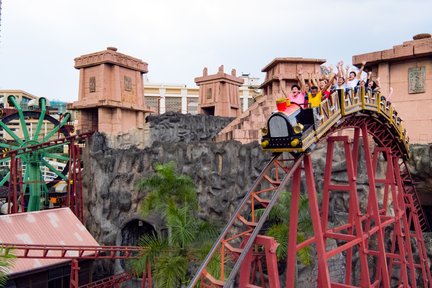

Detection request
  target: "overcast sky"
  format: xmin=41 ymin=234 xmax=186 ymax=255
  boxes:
xmin=0 ymin=0 xmax=430 ymax=102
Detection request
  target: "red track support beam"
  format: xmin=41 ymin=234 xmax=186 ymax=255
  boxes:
xmin=8 ymin=152 xmax=20 ymax=214
xmin=286 ymin=167 xmax=301 ymax=288
xmin=360 ymin=125 xmax=391 ymax=287
xmin=304 ymin=155 xmax=331 ymax=287
xmin=70 ymin=259 xmax=80 ymax=288
xmin=67 ymin=143 xmax=84 ymax=222
xmin=239 ymin=235 xmax=279 ymax=288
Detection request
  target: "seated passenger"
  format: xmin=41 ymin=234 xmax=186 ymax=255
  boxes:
xmin=354 ymin=79 xmax=366 ymax=94
xmin=319 ymin=74 xmax=335 ymax=100
xmin=334 ymin=76 xmax=346 ymax=90
xmin=307 ymin=86 xmax=322 ymax=108
xmin=346 ymin=61 xmax=366 ymax=90
xmin=288 ymin=84 xmax=305 ymax=105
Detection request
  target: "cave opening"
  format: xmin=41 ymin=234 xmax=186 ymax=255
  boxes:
xmin=121 ymin=219 xmax=156 ymax=246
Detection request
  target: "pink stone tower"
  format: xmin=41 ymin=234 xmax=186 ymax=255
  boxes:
xmin=353 ymin=33 xmax=432 ymax=143
xmin=195 ymin=65 xmax=244 ymax=117
xmin=69 ymin=47 xmax=152 ymax=148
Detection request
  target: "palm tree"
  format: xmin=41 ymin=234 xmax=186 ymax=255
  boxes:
xmin=0 ymin=246 xmax=15 ymax=288
xmin=256 ymin=191 xmax=313 ymax=264
xmin=133 ymin=162 xmax=218 ymax=288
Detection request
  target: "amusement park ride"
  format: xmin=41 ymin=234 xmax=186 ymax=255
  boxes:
xmin=1 ymin=86 xmax=432 ymax=287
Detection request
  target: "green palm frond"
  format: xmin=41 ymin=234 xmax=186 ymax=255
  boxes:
xmin=0 ymin=247 xmax=16 ymax=287
xmin=153 ymin=255 xmax=188 ymax=288
xmin=204 ymin=250 xmax=233 ymax=281
xmin=266 ymin=223 xmax=287 ymax=260
xmin=139 ymin=191 xmax=160 ymax=216
xmin=194 ymin=220 xmax=219 ymax=243
xmin=136 ymin=161 xmax=198 ymax=215
xmin=133 ymin=161 xmax=222 ymax=286
xmin=139 ymin=234 xmax=169 ymax=264
xmin=258 ymin=191 xmax=314 ymax=266
xmin=166 ymin=205 xmax=197 ymax=249
xmin=296 ymin=233 xmax=313 ymax=265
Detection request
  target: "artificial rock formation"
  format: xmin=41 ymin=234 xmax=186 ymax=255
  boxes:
xmin=146 ymin=111 xmax=234 ymax=145
xmin=82 ymin=114 xmax=272 ymax=248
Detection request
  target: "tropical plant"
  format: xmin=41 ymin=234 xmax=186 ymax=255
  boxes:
xmin=0 ymin=246 xmax=16 ymax=288
xmin=256 ymin=191 xmax=313 ymax=265
xmin=132 ymin=161 xmax=219 ymax=288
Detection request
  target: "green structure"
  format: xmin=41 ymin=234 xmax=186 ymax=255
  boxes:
xmin=0 ymin=96 xmax=71 ymax=211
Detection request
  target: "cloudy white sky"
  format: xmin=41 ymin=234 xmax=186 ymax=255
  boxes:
xmin=0 ymin=0 xmax=430 ymax=102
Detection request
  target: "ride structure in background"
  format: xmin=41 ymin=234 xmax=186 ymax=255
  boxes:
xmin=190 ymin=87 xmax=431 ymax=287
xmin=0 ymin=95 xmax=91 ymax=220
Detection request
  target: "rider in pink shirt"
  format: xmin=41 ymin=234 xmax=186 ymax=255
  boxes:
xmin=288 ymin=84 xmax=305 ymax=106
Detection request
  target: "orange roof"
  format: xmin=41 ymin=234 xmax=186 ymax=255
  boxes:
xmin=0 ymin=208 xmax=99 ymax=276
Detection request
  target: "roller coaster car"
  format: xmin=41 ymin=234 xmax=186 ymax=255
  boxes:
xmin=261 ymin=102 xmax=319 ymax=152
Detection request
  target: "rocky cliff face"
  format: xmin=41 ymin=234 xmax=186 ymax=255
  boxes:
xmin=408 ymin=144 xmax=432 ymax=208
xmin=82 ymin=113 xmax=272 ymax=248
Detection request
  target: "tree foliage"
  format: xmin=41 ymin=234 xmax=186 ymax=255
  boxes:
xmin=256 ymin=191 xmax=313 ymax=265
xmin=0 ymin=247 xmax=16 ymax=288
xmin=133 ymin=161 xmax=218 ymax=288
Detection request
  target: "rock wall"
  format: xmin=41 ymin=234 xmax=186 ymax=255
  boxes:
xmin=147 ymin=111 xmax=234 ymax=144
xmin=408 ymin=144 xmax=432 ymax=207
xmin=82 ymin=113 xmax=271 ymax=246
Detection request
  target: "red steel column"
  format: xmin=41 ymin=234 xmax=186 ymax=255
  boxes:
xmin=285 ymin=167 xmax=301 ymax=288
xmin=360 ymin=125 xmax=391 ymax=287
xmin=304 ymin=155 xmax=331 ymax=287
xmin=70 ymin=259 xmax=80 ymax=288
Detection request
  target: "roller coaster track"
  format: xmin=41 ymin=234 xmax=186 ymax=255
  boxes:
xmin=190 ymin=89 xmax=431 ymax=287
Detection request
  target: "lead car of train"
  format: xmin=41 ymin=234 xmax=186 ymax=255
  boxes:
xmin=260 ymin=88 xmax=409 ymax=158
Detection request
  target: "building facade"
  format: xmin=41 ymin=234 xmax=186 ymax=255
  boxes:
xmin=0 ymin=89 xmax=38 ymax=110
xmin=144 ymin=74 xmax=261 ymax=116
xmin=353 ymin=33 xmax=432 ymax=144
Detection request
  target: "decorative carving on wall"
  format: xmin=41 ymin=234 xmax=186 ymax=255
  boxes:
xmin=124 ymin=76 xmax=132 ymax=92
xmin=89 ymin=77 xmax=96 ymax=93
xmin=408 ymin=67 xmax=426 ymax=94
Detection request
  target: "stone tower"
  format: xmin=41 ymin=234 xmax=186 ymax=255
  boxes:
xmin=352 ymin=33 xmax=432 ymax=143
xmin=260 ymin=57 xmax=326 ymax=100
xmin=195 ymin=65 xmax=244 ymax=117
xmin=69 ymin=47 xmax=151 ymax=148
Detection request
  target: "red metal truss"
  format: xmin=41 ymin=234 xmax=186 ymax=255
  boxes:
xmin=7 ymin=154 xmax=22 ymax=214
xmin=189 ymin=152 xmax=303 ymax=287
xmin=78 ymin=272 xmax=133 ymax=288
xmin=330 ymin=115 xmax=429 ymax=231
xmin=3 ymin=243 xmax=152 ymax=288
xmin=3 ymin=243 xmax=143 ymax=259
xmin=190 ymin=122 xmax=431 ymax=287
xmin=4 ymin=132 xmax=93 ymax=221
xmin=0 ymin=132 xmax=94 ymax=160
xmin=68 ymin=142 xmax=84 ymax=222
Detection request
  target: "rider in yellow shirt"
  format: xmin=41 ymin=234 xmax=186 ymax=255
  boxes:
xmin=307 ymin=86 xmax=322 ymax=108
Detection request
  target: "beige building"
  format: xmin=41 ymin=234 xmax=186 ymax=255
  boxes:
xmin=0 ymin=89 xmax=74 ymax=140
xmin=353 ymin=33 xmax=432 ymax=144
xmin=0 ymin=89 xmax=38 ymax=110
xmin=144 ymin=83 xmax=200 ymax=115
xmin=144 ymin=74 xmax=261 ymax=115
